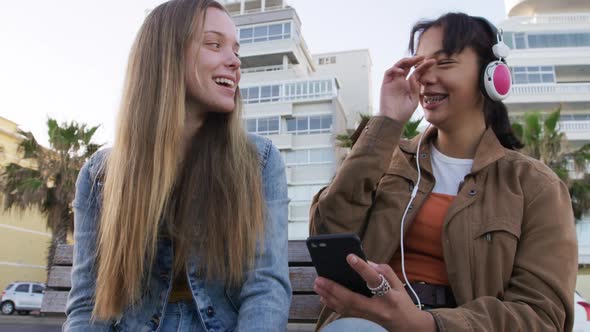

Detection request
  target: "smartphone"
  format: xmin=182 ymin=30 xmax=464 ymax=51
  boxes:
xmin=306 ymin=233 xmax=372 ymax=297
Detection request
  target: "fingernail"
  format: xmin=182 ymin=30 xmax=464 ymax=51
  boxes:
xmin=315 ymin=278 xmax=323 ymax=286
xmin=347 ymin=254 xmax=358 ymax=264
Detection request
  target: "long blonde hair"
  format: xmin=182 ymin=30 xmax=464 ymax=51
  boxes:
xmin=93 ymin=0 xmax=265 ymax=320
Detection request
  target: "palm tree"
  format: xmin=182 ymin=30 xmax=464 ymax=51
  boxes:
xmin=512 ymin=108 xmax=590 ymax=221
xmin=0 ymin=118 xmax=101 ymax=273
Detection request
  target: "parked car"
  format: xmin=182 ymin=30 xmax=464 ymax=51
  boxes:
xmin=0 ymin=282 xmax=45 ymax=315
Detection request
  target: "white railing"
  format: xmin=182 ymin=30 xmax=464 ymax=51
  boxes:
xmin=511 ymin=83 xmax=590 ymax=96
xmin=228 ymin=5 xmax=288 ymax=16
xmin=509 ymin=13 xmax=590 ymax=26
xmin=241 ymin=64 xmax=291 ymax=74
xmin=241 ymin=78 xmax=337 ymax=104
xmin=558 ymin=120 xmax=590 ymax=133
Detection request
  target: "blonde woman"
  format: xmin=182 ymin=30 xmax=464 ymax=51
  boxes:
xmin=64 ymin=0 xmax=291 ymax=331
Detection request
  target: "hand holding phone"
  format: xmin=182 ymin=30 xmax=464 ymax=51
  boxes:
xmin=306 ymin=233 xmax=372 ymax=297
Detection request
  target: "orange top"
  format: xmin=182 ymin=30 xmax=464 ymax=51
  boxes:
xmin=389 ymin=193 xmax=454 ymax=286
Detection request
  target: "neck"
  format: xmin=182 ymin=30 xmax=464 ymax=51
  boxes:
xmin=183 ymin=98 xmax=204 ymax=149
xmin=434 ymin=115 xmax=486 ymax=159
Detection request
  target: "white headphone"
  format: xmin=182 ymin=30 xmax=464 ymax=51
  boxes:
xmin=480 ymin=21 xmax=512 ymax=101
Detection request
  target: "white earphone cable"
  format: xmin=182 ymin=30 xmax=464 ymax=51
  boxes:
xmin=399 ymin=123 xmax=431 ymax=310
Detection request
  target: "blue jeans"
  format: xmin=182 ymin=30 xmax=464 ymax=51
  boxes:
xmin=321 ymin=318 xmax=387 ymax=332
xmin=160 ymin=301 xmax=204 ymax=331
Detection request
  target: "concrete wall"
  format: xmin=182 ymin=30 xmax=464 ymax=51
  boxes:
xmin=313 ymin=50 xmax=373 ymax=129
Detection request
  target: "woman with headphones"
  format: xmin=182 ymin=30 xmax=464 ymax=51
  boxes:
xmin=310 ymin=12 xmax=577 ymax=332
xmin=64 ymin=1 xmax=290 ymax=331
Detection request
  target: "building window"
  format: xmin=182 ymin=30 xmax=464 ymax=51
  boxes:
xmin=511 ymin=32 xmax=590 ymax=49
xmin=288 ymin=184 xmax=326 ymax=202
xmin=241 ymin=84 xmax=281 ymax=104
xmin=239 ymin=22 xmax=292 ymax=44
xmin=245 ymin=116 xmax=280 ymax=135
xmin=286 ymin=115 xmax=332 ymax=135
xmin=318 ymin=56 xmax=337 ymax=65
xmin=284 ymin=80 xmax=334 ymax=101
xmin=285 ymin=148 xmax=334 ymax=166
xmin=512 ymin=66 xmax=555 ymax=84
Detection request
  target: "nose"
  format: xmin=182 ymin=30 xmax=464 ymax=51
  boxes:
xmin=226 ymin=50 xmax=241 ymax=69
xmin=418 ymin=64 xmax=437 ymax=86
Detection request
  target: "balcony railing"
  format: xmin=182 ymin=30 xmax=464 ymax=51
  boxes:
xmin=508 ymin=14 xmax=590 ymax=26
xmin=510 ymin=83 xmax=590 ymax=97
xmin=228 ymin=4 xmax=287 ymax=16
xmin=559 ymin=120 xmax=590 ymax=133
xmin=241 ymin=64 xmax=291 ymax=74
xmin=241 ymin=78 xmax=337 ymax=105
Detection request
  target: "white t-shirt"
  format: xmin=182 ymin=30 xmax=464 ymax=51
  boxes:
xmin=431 ymin=144 xmax=473 ymax=196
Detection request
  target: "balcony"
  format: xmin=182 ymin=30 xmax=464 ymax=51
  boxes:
xmin=504 ymin=13 xmax=590 ymax=27
xmin=559 ymin=120 xmax=590 ymax=141
xmin=508 ymin=48 xmax=590 ymax=67
xmin=505 ymin=83 xmax=590 ymax=104
xmin=241 ymin=78 xmax=338 ymax=105
xmin=266 ymin=133 xmax=293 ymax=150
xmin=504 ymin=0 xmax=590 ymax=18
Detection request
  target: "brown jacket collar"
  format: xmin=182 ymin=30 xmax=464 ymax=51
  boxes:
xmin=399 ymin=126 xmax=506 ymax=174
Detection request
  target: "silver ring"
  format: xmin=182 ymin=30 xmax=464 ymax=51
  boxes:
xmin=367 ymin=274 xmax=391 ymax=297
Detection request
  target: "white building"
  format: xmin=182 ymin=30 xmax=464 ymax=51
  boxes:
xmin=221 ymin=0 xmax=372 ymax=239
xmin=500 ymin=0 xmax=590 ymax=295
xmin=501 ymin=0 xmax=590 ymax=148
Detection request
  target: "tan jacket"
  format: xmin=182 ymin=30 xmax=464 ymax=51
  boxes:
xmin=310 ymin=116 xmax=578 ymax=331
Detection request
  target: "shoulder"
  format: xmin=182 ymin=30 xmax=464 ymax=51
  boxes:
xmin=501 ymin=149 xmax=562 ymax=184
xmin=247 ymin=133 xmax=282 ymax=171
xmin=86 ymin=148 xmax=111 ymax=181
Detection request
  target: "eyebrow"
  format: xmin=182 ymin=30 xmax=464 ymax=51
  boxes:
xmin=204 ymin=30 xmax=240 ymax=49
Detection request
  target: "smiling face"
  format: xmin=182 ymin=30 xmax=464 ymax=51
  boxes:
xmin=415 ymin=26 xmax=485 ymax=131
xmin=185 ymin=7 xmax=241 ymax=114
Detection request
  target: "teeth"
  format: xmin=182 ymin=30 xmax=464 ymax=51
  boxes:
xmin=424 ymin=95 xmax=446 ymax=104
xmin=214 ymin=77 xmax=235 ymax=87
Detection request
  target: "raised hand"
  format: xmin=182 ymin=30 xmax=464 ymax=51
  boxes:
xmin=379 ymin=56 xmax=435 ymax=124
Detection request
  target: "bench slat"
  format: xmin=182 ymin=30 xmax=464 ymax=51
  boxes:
xmin=288 ymin=240 xmax=311 ymax=263
xmin=56 ymin=242 xmax=312 ymax=265
xmin=41 ymin=290 xmax=68 ymax=314
xmin=48 ymin=266 xmax=318 ymax=294
xmin=289 ymin=295 xmax=322 ymax=322
xmin=41 ymin=290 xmax=322 ymax=323
xmin=289 ymin=266 xmax=317 ymax=293
xmin=47 ymin=266 xmax=72 ymax=288
xmin=54 ymin=244 xmax=73 ymax=265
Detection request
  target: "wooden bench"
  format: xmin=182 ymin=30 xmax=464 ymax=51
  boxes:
xmin=41 ymin=241 xmax=321 ymax=323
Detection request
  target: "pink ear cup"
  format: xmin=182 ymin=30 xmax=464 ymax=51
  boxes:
xmin=484 ymin=61 xmax=512 ymax=101
xmin=493 ymin=63 xmax=511 ymax=95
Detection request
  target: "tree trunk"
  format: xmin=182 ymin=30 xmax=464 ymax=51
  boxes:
xmin=45 ymin=206 xmax=69 ymax=277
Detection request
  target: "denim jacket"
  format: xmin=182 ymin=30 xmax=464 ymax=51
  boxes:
xmin=64 ymin=134 xmax=291 ymax=332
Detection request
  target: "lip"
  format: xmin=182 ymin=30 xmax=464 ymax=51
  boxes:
xmin=212 ymin=75 xmax=237 ymax=84
xmin=212 ymin=75 xmax=238 ymax=95
xmin=421 ymin=93 xmax=448 ymax=111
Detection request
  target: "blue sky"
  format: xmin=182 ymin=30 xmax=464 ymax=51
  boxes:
xmin=0 ymin=0 xmax=506 ymax=146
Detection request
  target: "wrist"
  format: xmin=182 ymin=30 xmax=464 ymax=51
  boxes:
xmin=377 ymin=108 xmax=408 ymax=124
xmin=415 ymin=311 xmax=437 ymax=332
